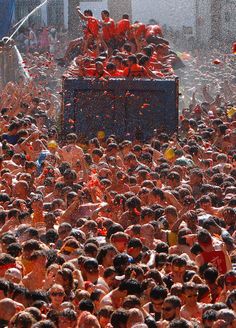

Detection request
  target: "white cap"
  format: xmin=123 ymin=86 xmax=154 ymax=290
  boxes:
xmin=5 ymin=268 xmax=22 ymax=281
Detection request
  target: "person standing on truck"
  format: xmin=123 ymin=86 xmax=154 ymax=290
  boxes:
xmin=76 ymin=7 xmax=100 ymax=52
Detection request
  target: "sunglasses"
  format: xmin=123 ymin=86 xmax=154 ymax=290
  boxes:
xmin=51 ymin=292 xmax=64 ymax=297
xmin=162 ymin=307 xmax=173 ymax=312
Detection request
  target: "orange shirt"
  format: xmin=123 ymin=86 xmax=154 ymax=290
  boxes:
xmin=132 ymin=23 xmax=146 ymax=39
xmin=109 ymin=70 xmax=124 ymax=77
xmin=102 ymin=17 xmax=116 ymax=41
xmin=123 ymin=64 xmax=148 ymax=78
xmin=85 ymin=16 xmax=100 ymax=38
xmin=145 ymin=25 xmax=163 ymax=38
xmin=116 ymin=19 xmax=130 ymax=36
xmin=85 ymin=68 xmax=111 ymax=78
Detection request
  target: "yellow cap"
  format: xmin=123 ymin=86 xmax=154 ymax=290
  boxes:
xmin=227 ymin=107 xmax=236 ymax=118
xmin=164 ymin=147 xmax=176 ymax=160
xmin=47 ymin=140 xmax=58 ymax=149
xmin=97 ymin=131 xmax=105 ymax=140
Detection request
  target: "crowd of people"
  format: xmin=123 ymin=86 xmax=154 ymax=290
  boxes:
xmin=62 ymin=7 xmax=182 ymax=79
xmin=15 ymin=24 xmax=66 ymax=55
xmin=0 ymin=5 xmax=236 ymax=328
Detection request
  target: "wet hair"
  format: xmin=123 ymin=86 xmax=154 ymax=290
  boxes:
xmin=57 ymin=268 xmax=74 ymax=292
xmin=126 ymin=196 xmax=141 ymax=210
xmin=182 ymin=282 xmax=197 ymax=293
xmin=0 ymin=279 xmax=9 ymax=296
xmin=197 ymin=284 xmax=210 ymax=302
xmin=150 ymin=285 xmax=168 ymax=300
xmin=106 ymin=224 xmax=124 ymax=240
xmin=113 ymin=253 xmax=129 ymax=274
xmin=127 ymin=54 xmax=137 ymax=65
xmin=97 ymin=244 xmax=117 ymax=265
xmin=124 ymin=265 xmax=144 ymax=280
xmin=84 ymin=9 xmax=93 ymax=16
xmin=164 ymin=295 xmax=181 ymax=309
xmin=203 ymin=267 xmax=218 ymax=283
xmin=91 ymin=289 xmax=104 ymax=303
xmin=151 ymin=188 xmax=164 ymax=200
xmin=0 ymin=253 xmax=15 ymax=266
xmin=78 ymin=299 xmax=94 ymax=313
xmin=32 ymin=320 xmax=56 ymax=328
xmin=169 ymin=319 xmax=191 ymax=328
xmin=110 ymin=309 xmax=129 ymax=328
xmin=197 ymin=229 xmax=212 ymax=244
xmin=226 ymin=290 xmax=236 ymax=309
xmin=123 ymin=295 xmax=141 ymax=309
xmin=172 ymin=256 xmax=187 ymax=267
xmin=10 ymin=312 xmax=36 ymax=327
xmin=22 ymin=240 xmax=41 ymax=253
xmin=202 ymin=309 xmax=217 ymax=323
xmin=7 ymin=243 xmax=22 ymax=258
xmin=59 ymin=308 xmax=77 ymax=322
xmin=154 ymin=253 xmax=167 ymax=267
xmin=101 ymin=10 xmax=110 ymax=17
xmin=177 ymin=228 xmax=191 ymax=245
xmin=155 ymin=242 xmax=169 ymax=254
xmin=145 ymin=269 xmax=164 ymax=286
xmin=25 ymin=307 xmax=42 ymax=322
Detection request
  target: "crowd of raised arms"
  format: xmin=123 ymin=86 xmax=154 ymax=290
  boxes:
xmin=0 ymin=4 xmax=236 ymax=328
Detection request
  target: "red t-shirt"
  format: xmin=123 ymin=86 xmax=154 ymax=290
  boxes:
xmin=85 ymin=16 xmax=99 ymax=38
xmin=145 ymin=25 xmax=163 ymax=38
xmin=116 ymin=19 xmax=130 ymax=36
xmin=89 ymin=69 xmax=111 ymax=78
xmin=102 ymin=17 xmax=116 ymax=41
xmin=132 ymin=23 xmax=146 ymax=39
xmin=123 ymin=64 xmax=148 ymax=78
xmin=202 ymin=250 xmax=227 ymax=274
xmin=109 ymin=70 xmax=124 ymax=77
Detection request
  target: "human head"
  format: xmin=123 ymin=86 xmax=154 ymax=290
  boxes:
xmin=162 ymin=296 xmax=181 ymax=321
xmin=150 ymin=285 xmax=168 ymax=313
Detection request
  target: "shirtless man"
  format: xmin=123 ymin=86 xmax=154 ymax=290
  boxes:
xmin=180 ymin=282 xmax=203 ymax=322
xmin=22 ymin=250 xmax=46 ymax=291
xmin=59 ymin=133 xmax=86 ymax=170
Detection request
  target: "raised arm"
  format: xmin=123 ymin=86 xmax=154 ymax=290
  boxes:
xmin=76 ymin=6 xmax=89 ymax=21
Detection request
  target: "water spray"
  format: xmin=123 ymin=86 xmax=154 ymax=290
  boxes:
xmin=6 ymin=0 xmax=50 ymax=43
xmin=0 ymin=0 xmax=51 ymax=86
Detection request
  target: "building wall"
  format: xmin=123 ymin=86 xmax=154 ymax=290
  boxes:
xmin=221 ymin=0 xmax=236 ymax=42
xmin=15 ymin=0 xmax=195 ymax=32
xmin=75 ymin=0 xmax=196 ymax=32
xmin=132 ymin=0 xmax=196 ymax=31
xmin=196 ymin=0 xmax=211 ymax=43
xmin=79 ymin=0 xmax=108 ymax=18
xmin=14 ymin=0 xmax=236 ymax=44
xmin=196 ymin=0 xmax=236 ymax=44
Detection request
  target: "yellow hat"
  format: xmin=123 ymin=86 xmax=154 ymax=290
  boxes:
xmin=164 ymin=147 xmax=176 ymax=160
xmin=47 ymin=140 xmax=58 ymax=149
xmin=227 ymin=107 xmax=236 ymax=118
xmin=97 ymin=131 xmax=105 ymax=140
